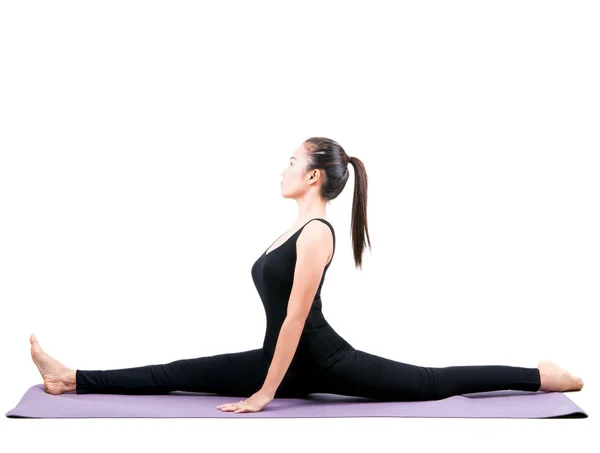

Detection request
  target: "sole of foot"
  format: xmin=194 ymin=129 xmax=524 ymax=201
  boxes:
xmin=537 ymin=360 xmax=584 ymax=392
xmin=30 ymin=334 xmax=74 ymax=395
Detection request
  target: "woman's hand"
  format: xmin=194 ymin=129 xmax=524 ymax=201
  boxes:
xmin=216 ymin=389 xmax=275 ymax=414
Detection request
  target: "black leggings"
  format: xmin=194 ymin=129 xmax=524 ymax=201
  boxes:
xmin=75 ymin=346 xmax=541 ymax=401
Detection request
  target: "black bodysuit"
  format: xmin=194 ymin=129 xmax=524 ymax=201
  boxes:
xmin=76 ymin=218 xmax=542 ymax=400
xmin=252 ymin=218 xmax=352 ymax=375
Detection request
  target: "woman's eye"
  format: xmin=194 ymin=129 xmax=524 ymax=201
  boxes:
xmin=289 ymin=162 xmax=292 ymax=166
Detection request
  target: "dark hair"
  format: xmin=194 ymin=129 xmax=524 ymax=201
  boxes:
xmin=303 ymin=137 xmax=371 ymax=270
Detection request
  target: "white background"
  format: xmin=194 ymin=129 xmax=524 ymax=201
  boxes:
xmin=1 ymin=0 xmax=598 ymax=451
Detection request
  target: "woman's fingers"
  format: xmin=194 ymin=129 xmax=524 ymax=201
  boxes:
xmin=217 ymin=401 xmax=247 ymax=411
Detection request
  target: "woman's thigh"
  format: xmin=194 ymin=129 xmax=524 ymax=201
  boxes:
xmin=307 ymin=348 xmax=433 ymax=401
xmin=164 ymin=347 xmax=269 ymax=397
xmin=167 ymin=347 xmax=309 ymax=398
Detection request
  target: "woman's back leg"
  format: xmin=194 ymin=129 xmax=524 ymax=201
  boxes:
xmin=310 ymin=348 xmax=541 ymax=401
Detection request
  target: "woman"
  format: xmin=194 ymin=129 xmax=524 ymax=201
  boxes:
xmin=30 ymin=137 xmax=584 ymax=414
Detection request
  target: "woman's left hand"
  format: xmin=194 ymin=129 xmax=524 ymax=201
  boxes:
xmin=216 ymin=389 xmax=275 ymax=414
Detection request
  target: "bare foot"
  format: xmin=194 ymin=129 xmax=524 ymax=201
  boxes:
xmin=30 ymin=334 xmax=76 ymax=395
xmin=537 ymin=360 xmax=584 ymax=392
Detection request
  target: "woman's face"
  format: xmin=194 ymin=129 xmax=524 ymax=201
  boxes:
xmin=279 ymin=144 xmax=308 ymax=198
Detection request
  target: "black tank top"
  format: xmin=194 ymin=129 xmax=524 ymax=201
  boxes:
xmin=251 ymin=218 xmax=352 ymax=374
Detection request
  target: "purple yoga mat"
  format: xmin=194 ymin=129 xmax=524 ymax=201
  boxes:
xmin=5 ymin=384 xmax=587 ymax=419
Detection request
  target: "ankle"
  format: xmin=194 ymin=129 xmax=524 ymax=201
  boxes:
xmin=64 ymin=369 xmax=77 ymax=392
xmin=538 ymin=368 xmax=551 ymax=391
